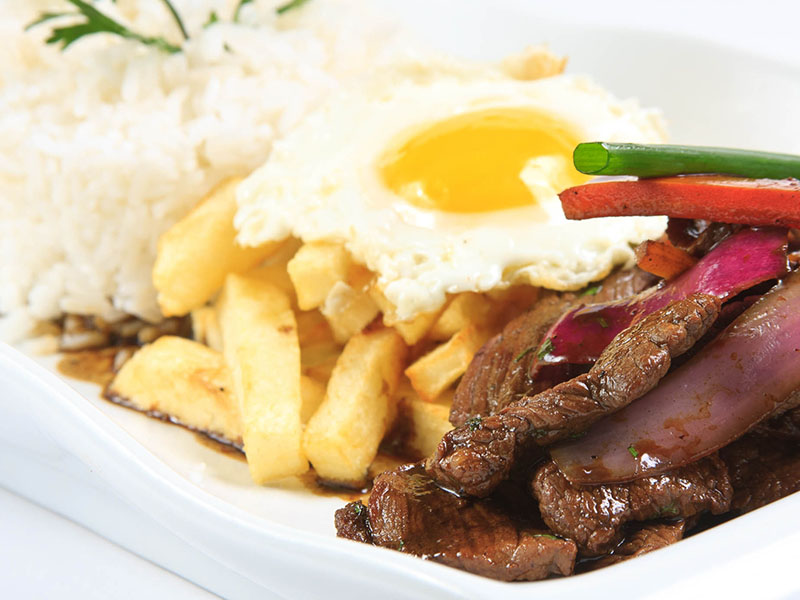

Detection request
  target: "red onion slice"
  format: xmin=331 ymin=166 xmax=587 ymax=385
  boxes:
xmin=550 ymin=271 xmax=800 ymax=484
xmin=538 ymin=227 xmax=788 ymax=366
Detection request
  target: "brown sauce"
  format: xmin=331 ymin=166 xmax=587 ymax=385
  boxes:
xmin=193 ymin=433 xmax=247 ymax=462
xmin=57 ymin=347 xmax=122 ymax=386
xmin=300 ymin=453 xmax=410 ymax=501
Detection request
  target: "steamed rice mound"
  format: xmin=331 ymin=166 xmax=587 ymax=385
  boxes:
xmin=0 ymin=0 xmax=410 ymax=341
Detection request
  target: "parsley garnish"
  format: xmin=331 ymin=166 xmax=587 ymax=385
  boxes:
xmin=352 ymin=502 xmax=364 ymax=516
xmin=627 ymin=445 xmax=639 ymax=459
xmin=234 ymin=0 xmax=255 ymax=22
xmin=514 ymin=346 xmax=535 ymax=363
xmin=466 ymin=416 xmax=482 ymax=431
xmin=582 ymin=285 xmax=602 ymax=297
xmin=397 ymin=540 xmax=405 ymax=551
xmin=204 ymin=11 xmax=220 ymax=28
xmin=531 ymin=533 xmax=559 ymax=540
xmin=537 ymin=338 xmax=555 ymax=360
xmin=276 ymin=0 xmax=313 ymax=14
xmin=27 ymin=0 xmax=181 ymax=54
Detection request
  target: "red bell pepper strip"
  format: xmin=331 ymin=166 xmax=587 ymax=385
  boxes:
xmin=559 ymin=175 xmax=800 ymax=228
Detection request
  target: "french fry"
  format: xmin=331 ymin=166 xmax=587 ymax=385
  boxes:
xmin=303 ymin=328 xmax=407 ymax=484
xmin=392 ymin=381 xmax=454 ymax=458
xmin=320 ymin=281 xmax=380 ymax=344
xmin=429 ymin=292 xmax=493 ymax=341
xmin=217 ymin=273 xmax=308 ymax=483
xmin=300 ymin=375 xmax=326 ymax=424
xmin=405 ymin=325 xmax=490 ymax=402
xmin=245 ymin=238 xmax=302 ymax=306
xmin=107 ymin=336 xmax=242 ymax=446
xmin=300 ymin=338 xmax=341 ymax=383
xmin=191 ymin=306 xmax=223 ymax=352
xmin=153 ymin=178 xmax=281 ymax=317
xmin=287 ymin=241 xmax=352 ymax=310
xmin=369 ymin=283 xmax=448 ymax=345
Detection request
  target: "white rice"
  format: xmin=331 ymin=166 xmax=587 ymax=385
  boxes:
xmin=0 ymin=0 xmax=416 ymax=341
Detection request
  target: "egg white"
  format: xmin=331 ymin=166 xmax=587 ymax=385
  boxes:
xmin=235 ymin=73 xmax=667 ymax=320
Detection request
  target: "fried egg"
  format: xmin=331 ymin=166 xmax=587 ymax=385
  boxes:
xmin=235 ymin=72 xmax=667 ymax=320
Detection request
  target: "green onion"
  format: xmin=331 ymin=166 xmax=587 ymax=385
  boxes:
xmin=276 ymin=0 xmax=312 ymax=15
xmin=573 ymin=142 xmax=800 ymax=180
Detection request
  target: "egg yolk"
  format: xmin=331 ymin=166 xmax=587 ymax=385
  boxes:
xmin=379 ymin=108 xmax=589 ymax=213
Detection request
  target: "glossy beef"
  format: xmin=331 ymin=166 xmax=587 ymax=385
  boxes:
xmin=587 ymin=521 xmax=688 ymax=569
xmin=334 ymin=500 xmax=372 ymax=544
xmin=720 ymin=432 xmax=800 ymax=514
xmin=336 ymin=464 xmax=577 ymax=581
xmin=532 ymin=457 xmax=732 ymax=556
xmin=427 ymin=295 xmax=721 ymax=497
xmin=450 ymin=268 xmax=658 ymax=427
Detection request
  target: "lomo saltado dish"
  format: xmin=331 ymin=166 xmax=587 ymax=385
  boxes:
xmin=6 ymin=0 xmax=800 ymax=585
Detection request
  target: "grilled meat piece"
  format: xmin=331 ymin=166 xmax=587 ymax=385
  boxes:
xmin=532 ymin=457 xmax=732 ymax=556
xmin=720 ymin=432 xmax=800 ymax=514
xmin=428 ymin=294 xmax=721 ymax=497
xmin=335 ymin=463 xmax=577 ymax=581
xmin=450 ymin=268 xmax=658 ymax=427
xmin=587 ymin=521 xmax=688 ymax=570
xmin=334 ymin=500 xmax=372 ymax=544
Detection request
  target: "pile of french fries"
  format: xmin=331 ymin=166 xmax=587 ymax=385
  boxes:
xmin=108 ymin=178 xmax=538 ymax=487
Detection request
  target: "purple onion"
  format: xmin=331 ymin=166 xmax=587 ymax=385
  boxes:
xmin=537 ymin=228 xmax=788 ymax=367
xmin=550 ymin=271 xmax=800 ymax=484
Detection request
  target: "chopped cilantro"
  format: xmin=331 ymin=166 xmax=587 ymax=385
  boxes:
xmin=582 ymin=285 xmax=602 ymax=297
xmin=537 ymin=338 xmax=555 ymax=360
xmin=352 ymin=502 xmax=363 ymax=516
xmin=514 ymin=346 xmax=535 ymax=363
xmin=627 ymin=445 xmax=639 ymax=459
xmin=531 ymin=533 xmax=559 ymax=540
xmin=466 ymin=416 xmax=482 ymax=431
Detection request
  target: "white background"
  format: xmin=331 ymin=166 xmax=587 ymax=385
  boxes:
xmin=2 ymin=1 xmax=798 ymax=598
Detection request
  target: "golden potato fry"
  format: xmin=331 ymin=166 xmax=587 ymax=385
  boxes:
xmin=287 ymin=241 xmax=351 ymax=310
xmin=300 ymin=375 xmax=326 ymax=424
xmin=154 ymin=178 xmax=281 ymax=317
xmin=429 ymin=292 xmax=493 ymax=341
xmin=369 ymin=284 xmax=449 ymax=345
xmin=217 ymin=273 xmax=308 ymax=483
xmin=191 ymin=306 xmax=223 ymax=352
xmin=107 ymin=336 xmax=242 ymax=446
xmin=303 ymin=328 xmax=407 ymax=485
xmin=320 ymin=281 xmax=380 ymax=344
xmin=296 ymin=309 xmax=335 ymax=347
xmin=405 ymin=325 xmax=490 ymax=402
xmin=392 ymin=381 xmax=454 ymax=458
xmin=245 ymin=238 xmax=301 ymax=306
xmin=300 ymin=338 xmax=341 ymax=383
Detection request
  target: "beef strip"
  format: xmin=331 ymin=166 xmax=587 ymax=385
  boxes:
xmin=450 ymin=268 xmax=658 ymax=428
xmin=532 ymin=456 xmax=732 ymax=556
xmin=449 ymin=292 xmax=575 ymax=427
xmin=427 ymin=294 xmax=721 ymax=498
xmin=335 ymin=463 xmax=577 ymax=581
xmin=720 ymin=432 xmax=800 ymax=514
xmin=586 ymin=521 xmax=688 ymax=570
xmin=753 ymin=393 xmax=800 ymax=441
xmin=334 ymin=500 xmax=372 ymax=544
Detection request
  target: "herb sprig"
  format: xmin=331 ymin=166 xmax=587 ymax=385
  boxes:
xmin=28 ymin=0 xmax=312 ymax=54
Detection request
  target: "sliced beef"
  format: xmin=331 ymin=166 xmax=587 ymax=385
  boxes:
xmin=720 ymin=432 xmax=800 ymax=514
xmin=427 ymin=294 xmax=721 ymax=497
xmin=450 ymin=292 xmax=574 ymax=427
xmin=532 ymin=456 xmax=732 ymax=556
xmin=753 ymin=394 xmax=800 ymax=441
xmin=334 ymin=500 xmax=372 ymax=544
xmin=450 ymin=268 xmax=658 ymax=428
xmin=335 ymin=463 xmax=577 ymax=581
xmin=587 ymin=521 xmax=687 ymax=570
